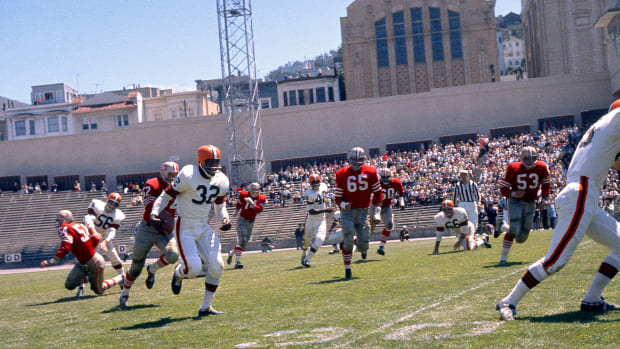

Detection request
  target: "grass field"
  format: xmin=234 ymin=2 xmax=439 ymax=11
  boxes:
xmin=1 ymin=230 xmax=618 ymax=348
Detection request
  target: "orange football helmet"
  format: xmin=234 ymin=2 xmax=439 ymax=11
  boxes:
xmin=441 ymin=199 xmax=454 ymax=217
xmin=609 ymin=99 xmax=620 ymax=113
xmin=105 ymin=192 xmax=122 ymax=211
xmin=197 ymin=145 xmax=221 ymax=177
xmin=308 ymin=173 xmax=321 ymax=190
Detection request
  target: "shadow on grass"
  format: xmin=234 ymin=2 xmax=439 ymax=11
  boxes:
xmin=309 ymin=277 xmax=360 ymax=284
xmin=26 ymin=294 xmax=101 ymax=306
xmin=102 ymin=303 xmax=160 ymax=313
xmin=114 ymin=316 xmax=195 ymax=330
xmin=429 ymin=250 xmax=462 ymax=256
xmin=482 ymin=261 xmax=526 ymax=268
xmin=286 ymin=266 xmax=305 ymax=271
xmin=353 ymin=259 xmax=382 ymax=264
xmin=522 ymin=310 xmax=620 ymax=323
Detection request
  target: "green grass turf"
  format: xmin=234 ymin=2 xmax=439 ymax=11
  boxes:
xmin=1 ymin=230 xmax=618 ymax=348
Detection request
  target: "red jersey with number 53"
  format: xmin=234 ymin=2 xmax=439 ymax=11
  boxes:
xmin=499 ymin=161 xmax=551 ymax=202
xmin=236 ymin=190 xmax=267 ymax=221
xmin=334 ymin=164 xmax=383 ymax=209
xmin=55 ymin=222 xmax=100 ymax=263
xmin=143 ymin=177 xmax=177 ymax=221
xmin=379 ymin=178 xmax=404 ymax=207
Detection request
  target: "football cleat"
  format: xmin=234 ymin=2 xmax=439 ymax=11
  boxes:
xmin=198 ymin=306 xmax=224 ymax=317
xmin=361 ymin=251 xmax=367 ymax=260
xmin=344 ymin=269 xmax=352 ymax=281
xmin=226 ymin=250 xmax=233 ymax=265
xmin=483 ymin=235 xmax=492 ymax=248
xmin=145 ymin=265 xmax=155 ymax=290
xmin=301 ymin=259 xmax=311 ymax=268
xmin=171 ymin=272 xmax=183 ymax=295
xmin=76 ymin=286 xmax=84 ymax=297
xmin=234 ymin=262 xmax=244 ymax=269
xmin=328 ymin=248 xmax=340 ymax=255
xmin=493 ymin=229 xmax=502 ymax=239
xmin=498 ymin=260 xmax=508 ymax=266
xmin=496 ymin=301 xmax=516 ymax=321
xmin=580 ymin=298 xmax=619 ymax=312
xmin=377 ymin=246 xmax=385 ymax=256
xmin=119 ymin=295 xmax=129 ymax=308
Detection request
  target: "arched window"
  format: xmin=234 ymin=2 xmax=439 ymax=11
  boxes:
xmin=448 ymin=10 xmax=463 ymax=59
xmin=375 ymin=18 xmax=389 ymax=67
xmin=429 ymin=8 xmax=444 ymax=61
xmin=411 ymin=8 xmax=425 ymax=63
xmin=393 ymin=11 xmax=407 ymax=65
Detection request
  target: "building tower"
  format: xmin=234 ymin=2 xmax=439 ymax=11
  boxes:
xmin=216 ymin=0 xmax=265 ymax=186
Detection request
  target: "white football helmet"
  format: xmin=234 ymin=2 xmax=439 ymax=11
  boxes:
xmin=160 ymin=161 xmax=179 ymax=184
xmin=57 ymin=210 xmax=73 ymax=226
xmin=378 ymin=167 xmax=391 ymax=185
xmin=248 ymin=182 xmax=260 ymax=197
xmin=521 ymin=146 xmax=537 ymax=169
xmin=348 ymin=146 xmax=366 ymax=171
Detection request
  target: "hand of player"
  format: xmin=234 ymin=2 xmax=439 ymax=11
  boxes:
xmin=98 ymin=241 xmax=109 ymax=252
xmin=343 ymin=203 xmax=351 ymax=211
xmin=220 ymin=217 xmax=232 ymax=231
xmin=91 ymin=231 xmax=102 ymax=242
xmin=150 ymin=214 xmax=165 ymax=234
xmin=222 ymin=217 xmax=231 ymax=226
xmin=511 ymin=190 xmax=525 ymax=199
xmin=40 ymin=260 xmax=50 ymax=268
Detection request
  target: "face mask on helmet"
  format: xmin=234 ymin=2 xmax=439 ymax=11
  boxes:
xmin=521 ymin=147 xmax=537 ymax=168
xmin=197 ymin=145 xmax=221 ymax=178
xmin=249 ymin=182 xmax=260 ymax=197
xmin=441 ymin=200 xmax=454 ymax=217
xmin=160 ymin=161 xmax=179 ymax=184
xmin=348 ymin=147 xmax=366 ymax=171
xmin=57 ymin=210 xmax=73 ymax=226
xmin=105 ymin=193 xmax=122 ymax=211
xmin=379 ymin=168 xmax=391 ymax=185
xmin=309 ymin=175 xmax=321 ymax=190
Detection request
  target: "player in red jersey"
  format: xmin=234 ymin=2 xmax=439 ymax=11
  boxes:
xmin=40 ymin=210 xmax=123 ymax=295
xmin=371 ymin=167 xmax=404 ymax=256
xmin=227 ymin=182 xmax=267 ymax=269
xmin=497 ymin=146 xmax=551 ymax=265
xmin=119 ymin=161 xmax=180 ymax=308
xmin=334 ymin=147 xmax=383 ymax=280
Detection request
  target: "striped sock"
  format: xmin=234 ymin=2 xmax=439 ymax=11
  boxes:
xmin=121 ymin=273 xmax=135 ymax=296
xmin=150 ymin=254 xmax=169 ymax=273
xmin=306 ymin=247 xmax=317 ymax=261
xmin=501 ymin=234 xmax=513 ymax=261
xmin=112 ymin=263 xmax=124 ymax=276
xmin=342 ymin=248 xmax=352 ymax=269
xmin=583 ymin=259 xmax=618 ymax=303
xmin=380 ymin=229 xmax=390 ymax=247
xmin=102 ymin=274 xmax=123 ymax=290
xmin=235 ymin=246 xmax=243 ymax=263
xmin=201 ymin=283 xmax=218 ymax=309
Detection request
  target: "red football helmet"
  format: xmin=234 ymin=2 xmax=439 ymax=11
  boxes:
xmin=441 ymin=199 xmax=454 ymax=217
xmin=56 ymin=210 xmax=73 ymax=226
xmin=197 ymin=145 xmax=221 ymax=177
xmin=348 ymin=146 xmax=366 ymax=171
xmin=308 ymin=173 xmax=321 ymax=190
xmin=105 ymin=192 xmax=123 ymax=212
xmin=521 ymin=146 xmax=537 ymax=169
xmin=248 ymin=182 xmax=260 ymax=197
xmin=160 ymin=161 xmax=179 ymax=184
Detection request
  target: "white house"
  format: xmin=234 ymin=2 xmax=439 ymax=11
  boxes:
xmin=503 ymin=37 xmax=525 ymax=70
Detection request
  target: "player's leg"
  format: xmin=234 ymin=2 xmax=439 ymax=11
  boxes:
xmin=301 ymin=218 xmax=315 ymax=263
xmin=354 ymin=209 xmax=370 ymax=256
xmin=87 ymin=253 xmax=107 ymax=294
xmin=65 ymin=262 xmax=86 ymax=292
xmin=515 ymin=201 xmax=536 ymax=243
xmin=433 ymin=229 xmax=443 ymax=255
xmin=147 ymin=234 xmax=179 ymax=286
xmin=196 ymin=226 xmax=225 ymax=316
xmin=304 ymin=220 xmax=326 ymax=265
xmin=581 ymin=207 xmax=620 ymax=310
xmin=105 ymin=240 xmax=125 ymax=276
xmin=172 ymin=218 xmax=202 ymax=297
xmin=232 ymin=218 xmax=251 ymax=268
xmin=377 ymin=207 xmax=393 ymax=255
xmin=498 ymin=181 xmax=594 ymax=319
xmin=340 ymin=210 xmax=355 ymax=279
xmin=502 ymin=198 xmax=523 ymax=262
xmin=120 ymin=224 xmax=155 ymax=304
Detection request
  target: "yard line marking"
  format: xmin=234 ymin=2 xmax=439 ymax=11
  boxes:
xmin=385 ymin=321 xmax=502 ymax=341
xmin=337 ymin=240 xmax=593 ymax=347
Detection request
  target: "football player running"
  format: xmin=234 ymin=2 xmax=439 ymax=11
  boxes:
xmin=119 ymin=161 xmax=180 ymax=308
xmin=497 ymin=101 xmax=620 ymax=321
xmin=433 ymin=200 xmax=491 ymax=255
xmin=371 ymin=167 xmax=404 ymax=256
xmin=300 ymin=174 xmax=334 ymax=267
xmin=227 ymin=182 xmax=266 ymax=269
xmin=152 ymin=145 xmax=231 ymax=317
xmin=40 ymin=210 xmax=123 ymax=295
xmin=81 ymin=192 xmax=126 ymax=296
xmin=334 ymin=147 xmax=383 ymax=280
xmin=497 ymin=146 xmax=551 ymax=265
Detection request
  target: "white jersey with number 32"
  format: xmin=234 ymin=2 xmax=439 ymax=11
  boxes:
xmin=568 ymin=111 xmax=620 ymax=187
xmin=434 ymin=207 xmax=469 ymax=235
xmin=171 ymin=164 xmax=229 ymax=219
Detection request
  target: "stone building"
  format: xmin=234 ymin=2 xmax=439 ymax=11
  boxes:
xmin=340 ymin=0 xmax=499 ymax=99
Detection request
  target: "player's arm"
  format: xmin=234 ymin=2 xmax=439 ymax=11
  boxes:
xmin=334 ymin=173 xmax=349 ymax=211
xmin=41 ymin=228 xmax=72 ymax=267
xmin=214 ymin=181 xmax=231 ymax=228
xmin=252 ymin=196 xmax=265 ymax=213
xmin=540 ymin=163 xmax=552 ymax=198
xmin=370 ymin=171 xmax=383 ymax=220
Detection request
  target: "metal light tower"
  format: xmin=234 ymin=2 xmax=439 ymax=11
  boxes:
xmin=216 ymin=0 xmax=265 ymax=187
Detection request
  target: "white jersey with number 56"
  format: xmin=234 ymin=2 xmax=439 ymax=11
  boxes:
xmin=568 ymin=111 xmax=620 ymax=188
xmin=434 ymin=207 xmax=469 ymax=235
xmin=169 ymin=164 xmax=229 ymax=219
xmin=86 ymin=199 xmax=125 ymax=239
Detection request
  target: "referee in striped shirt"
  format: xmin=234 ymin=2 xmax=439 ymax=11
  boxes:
xmin=453 ymin=170 xmax=481 ymax=230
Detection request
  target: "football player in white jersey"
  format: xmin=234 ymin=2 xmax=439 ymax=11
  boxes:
xmin=433 ymin=200 xmax=490 ymax=255
xmin=152 ymin=145 xmax=230 ymax=317
xmin=497 ymin=101 xmax=620 ymax=321
xmin=301 ymin=174 xmax=334 ymax=267
xmin=84 ymin=192 xmax=126 ymax=277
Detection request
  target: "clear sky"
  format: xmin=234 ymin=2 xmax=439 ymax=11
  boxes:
xmin=0 ymin=0 xmax=521 ymax=103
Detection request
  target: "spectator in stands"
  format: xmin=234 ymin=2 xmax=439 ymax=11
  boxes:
xmin=34 ymin=182 xmax=42 ymax=194
xmin=51 ymin=183 xmax=58 ymax=192
xmin=12 ymin=181 xmax=19 ymax=192
xmin=21 ymin=183 xmax=29 ymax=194
xmin=41 ymin=181 xmax=48 ymax=191
xmin=27 ymin=183 xmax=34 ymax=193
xmin=399 ymin=225 xmax=410 ymax=241
xmin=73 ymin=181 xmax=81 ymax=192
xmin=90 ymin=182 xmax=97 ymax=192
xmin=295 ymin=223 xmax=304 ymax=250
xmin=261 ymin=237 xmax=274 ymax=252
xmin=100 ymin=180 xmax=107 ymax=194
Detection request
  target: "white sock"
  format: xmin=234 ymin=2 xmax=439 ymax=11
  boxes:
xmin=306 ymin=250 xmax=315 ymax=261
xmin=503 ymin=280 xmax=530 ymax=306
xmin=583 ymin=273 xmax=612 ymax=303
xmin=201 ymin=290 xmax=215 ymax=310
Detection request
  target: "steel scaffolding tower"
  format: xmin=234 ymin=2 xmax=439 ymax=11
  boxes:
xmin=216 ymin=0 xmax=265 ymax=187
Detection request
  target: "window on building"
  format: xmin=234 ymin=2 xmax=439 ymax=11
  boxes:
xmin=283 ymin=92 xmax=288 ymax=107
xmin=61 ymin=116 xmax=67 ymax=131
xmin=44 ymin=92 xmax=54 ymax=101
xmin=15 ymin=120 xmax=26 ymax=136
xmin=393 ymin=11 xmax=407 ymax=65
xmin=375 ymin=18 xmax=389 ymax=67
xmin=328 ymin=86 xmax=334 ymax=102
xmin=66 ymin=92 xmax=69 ymax=101
xmin=448 ymin=11 xmax=463 ymax=59
xmin=297 ymin=90 xmax=305 ymax=105
xmin=260 ymin=97 xmax=271 ymax=109
xmin=117 ymin=114 xmax=129 ymax=127
xmin=288 ymin=90 xmax=297 ymax=106
xmin=411 ymin=8 xmax=425 ymax=63
xmin=499 ymin=37 xmax=502 ymax=43
xmin=316 ymin=87 xmax=326 ymax=103
xmin=29 ymin=120 xmax=35 ymax=135
xmin=429 ymin=7 xmax=444 ymax=61
xmin=309 ymin=89 xmax=314 ymax=104
xmin=48 ymin=117 xmax=59 ymax=132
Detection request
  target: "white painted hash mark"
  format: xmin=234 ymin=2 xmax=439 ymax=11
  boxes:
xmin=385 ymin=321 xmax=502 ymax=341
xmin=233 ymin=342 xmax=258 ymax=348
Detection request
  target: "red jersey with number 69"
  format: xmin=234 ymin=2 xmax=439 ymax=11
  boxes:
xmin=236 ymin=191 xmax=267 ymax=221
xmin=142 ymin=177 xmax=177 ymax=221
xmin=379 ymin=178 xmax=404 ymax=207
xmin=499 ymin=161 xmax=551 ymax=202
xmin=55 ymin=222 xmax=100 ymax=263
xmin=334 ymin=164 xmax=383 ymax=209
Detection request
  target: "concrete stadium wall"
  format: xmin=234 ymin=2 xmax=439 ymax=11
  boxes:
xmin=0 ymin=72 xmax=611 ymax=189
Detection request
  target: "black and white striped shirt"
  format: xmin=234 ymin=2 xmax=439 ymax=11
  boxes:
xmin=453 ymin=180 xmax=480 ymax=203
